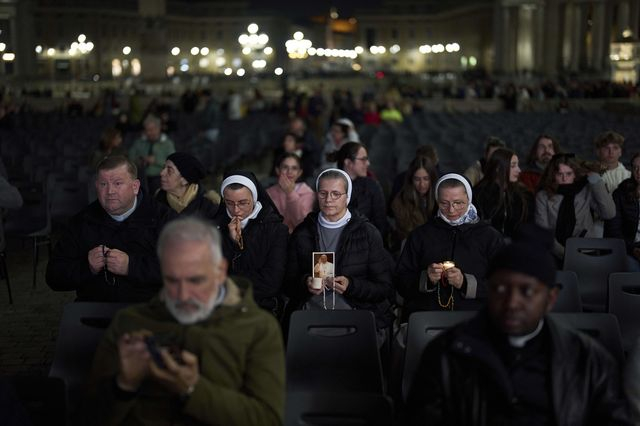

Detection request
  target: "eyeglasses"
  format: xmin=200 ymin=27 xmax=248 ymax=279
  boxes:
xmin=224 ymin=200 xmax=253 ymax=209
xmin=318 ymin=191 xmax=347 ymax=200
xmin=354 ymin=156 xmax=369 ymax=162
xmin=279 ymin=165 xmax=300 ymax=172
xmin=438 ymin=201 xmax=467 ymax=210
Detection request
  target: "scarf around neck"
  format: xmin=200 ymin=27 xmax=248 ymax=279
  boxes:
xmin=437 ymin=203 xmax=480 ymax=226
xmin=166 ymin=184 xmax=199 ymax=213
xmin=554 ymin=178 xmax=587 ymax=245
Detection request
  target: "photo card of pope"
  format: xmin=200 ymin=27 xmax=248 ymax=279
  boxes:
xmin=312 ymin=252 xmax=335 ymax=290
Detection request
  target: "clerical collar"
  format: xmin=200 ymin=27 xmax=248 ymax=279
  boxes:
xmin=508 ymin=319 xmax=544 ymax=348
xmin=109 ymin=196 xmax=138 ymax=222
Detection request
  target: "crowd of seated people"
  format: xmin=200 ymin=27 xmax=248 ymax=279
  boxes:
xmin=24 ymin=107 xmax=640 ymax=424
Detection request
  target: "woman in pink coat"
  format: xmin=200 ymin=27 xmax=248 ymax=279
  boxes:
xmin=266 ymin=153 xmax=315 ymax=233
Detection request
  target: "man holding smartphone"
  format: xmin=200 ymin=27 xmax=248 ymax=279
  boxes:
xmin=88 ymin=217 xmax=285 ymax=425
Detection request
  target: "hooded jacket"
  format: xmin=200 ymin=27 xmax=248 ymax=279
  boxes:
xmin=285 ymin=210 xmax=395 ymax=329
xmin=406 ymin=311 xmax=633 ymax=426
xmin=88 ymin=277 xmax=285 ymax=426
xmin=46 ymin=192 xmax=177 ymax=302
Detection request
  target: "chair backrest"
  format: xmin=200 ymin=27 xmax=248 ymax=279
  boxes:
xmin=608 ymin=272 xmax=640 ymax=352
xmin=563 ymin=237 xmax=627 ymax=311
xmin=49 ymin=302 xmax=129 ymax=397
xmin=286 ymin=310 xmax=384 ymax=394
xmin=552 ymin=270 xmax=582 ymax=312
xmin=402 ymin=311 xmax=476 ymax=402
xmin=285 ymin=391 xmax=393 ymax=426
xmin=549 ymin=312 xmax=625 ymax=365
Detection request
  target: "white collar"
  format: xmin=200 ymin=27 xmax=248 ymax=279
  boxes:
xmin=226 ymin=201 xmax=262 ymax=229
xmin=318 ymin=209 xmax=351 ymax=229
xmin=108 ymin=196 xmax=138 ymax=222
xmin=508 ymin=319 xmax=544 ymax=348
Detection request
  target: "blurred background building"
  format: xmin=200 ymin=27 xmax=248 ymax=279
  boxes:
xmin=0 ymin=0 xmax=636 ymax=83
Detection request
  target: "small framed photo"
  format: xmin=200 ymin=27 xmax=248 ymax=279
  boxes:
xmin=312 ymin=252 xmax=335 ymax=290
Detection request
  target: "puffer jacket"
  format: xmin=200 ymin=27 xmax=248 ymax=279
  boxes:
xmin=285 ymin=210 xmax=395 ymax=329
xmin=395 ymin=217 xmax=504 ymax=318
xmin=88 ymin=277 xmax=285 ymax=426
xmin=350 ymin=176 xmax=390 ymax=239
xmin=214 ymin=202 xmax=288 ymax=312
xmin=406 ymin=312 xmax=633 ymax=426
xmin=604 ymin=177 xmax=640 ymax=255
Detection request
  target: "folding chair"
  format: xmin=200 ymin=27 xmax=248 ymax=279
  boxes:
xmin=285 ymin=391 xmax=394 ymax=426
xmin=286 ymin=310 xmax=384 ymax=394
xmin=608 ymin=272 xmax=640 ymax=353
xmin=552 ymin=270 xmax=582 ymax=312
xmin=402 ymin=311 xmax=475 ymax=402
xmin=563 ymin=237 xmax=627 ymax=311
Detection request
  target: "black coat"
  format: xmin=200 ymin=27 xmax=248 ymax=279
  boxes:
xmin=350 ymin=176 xmax=389 ymax=239
xmin=285 ymin=210 xmax=395 ymax=329
xmin=406 ymin=311 xmax=633 ymax=426
xmin=473 ymin=181 xmax=533 ymax=238
xmin=604 ymin=177 xmax=639 ymax=255
xmin=214 ymin=202 xmax=288 ymax=311
xmin=155 ymin=187 xmax=218 ymax=221
xmin=395 ymin=217 xmax=504 ymax=318
xmin=46 ymin=192 xmax=177 ymax=302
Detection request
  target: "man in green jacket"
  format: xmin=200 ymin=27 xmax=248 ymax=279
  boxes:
xmin=129 ymin=115 xmax=175 ymax=195
xmin=88 ymin=217 xmax=285 ymax=425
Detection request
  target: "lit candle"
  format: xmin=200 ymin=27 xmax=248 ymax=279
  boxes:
xmin=442 ymin=261 xmax=455 ymax=270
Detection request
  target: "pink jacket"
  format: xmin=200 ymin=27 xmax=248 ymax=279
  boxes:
xmin=266 ymin=182 xmax=316 ymax=233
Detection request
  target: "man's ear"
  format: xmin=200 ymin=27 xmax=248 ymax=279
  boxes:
xmin=546 ymin=286 xmax=560 ymax=313
xmin=133 ymin=179 xmax=141 ymax=194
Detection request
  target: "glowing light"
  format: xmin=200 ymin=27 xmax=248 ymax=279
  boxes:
xmin=0 ymin=43 xmax=5 ymax=52
xmin=264 ymin=46 xmax=273 ymax=55
xmin=77 ymin=34 xmax=86 ymax=43
xmin=2 ymin=52 xmax=14 ymax=61
xmin=190 ymin=47 xmax=200 ymax=55
xmin=122 ymin=46 xmax=131 ymax=55
xmin=112 ymin=59 xmax=122 ymax=77
xmin=232 ymin=57 xmax=242 ymax=67
xmin=199 ymin=57 xmax=210 ymax=67
xmin=274 ymin=67 xmax=283 ymax=75
xmin=461 ymin=56 xmax=468 ymax=67
xmin=35 ymin=45 xmax=42 ymax=54
xmin=167 ymin=66 xmax=175 ymax=76
xmin=251 ymin=59 xmax=266 ymax=69
xmin=308 ymin=47 xmax=316 ymax=56
xmin=352 ymin=63 xmax=362 ymax=71
xmin=355 ymin=46 xmax=363 ymax=54
xmin=86 ymin=41 xmax=94 ymax=51
xmin=236 ymin=68 xmax=245 ymax=76
xmin=224 ymin=67 xmax=233 ymax=75
xmin=92 ymin=74 xmax=100 ymax=82
xmin=248 ymin=23 xmax=259 ymax=34
xmin=293 ymin=31 xmax=304 ymax=41
xmin=216 ymin=49 xmax=224 ymax=55
xmin=215 ymin=57 xmax=226 ymax=67
xmin=623 ymin=28 xmax=633 ymax=38
xmin=47 ymin=48 xmax=55 ymax=56
xmin=316 ymin=48 xmax=325 ymax=56
xmin=242 ymin=47 xmax=252 ymax=55
xmin=180 ymin=63 xmax=189 ymax=72
xmin=201 ymin=47 xmax=209 ymax=55
xmin=131 ymin=58 xmax=141 ymax=76
xmin=469 ymin=56 xmax=477 ymax=66
xmin=390 ymin=44 xmax=400 ymax=54
xmin=258 ymin=34 xmax=269 ymax=45
xmin=171 ymin=47 xmax=180 ymax=56
xmin=238 ymin=34 xmax=249 ymax=45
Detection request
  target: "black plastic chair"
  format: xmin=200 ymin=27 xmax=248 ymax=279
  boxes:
xmin=550 ymin=312 xmax=625 ymax=365
xmin=286 ymin=310 xmax=384 ymax=394
xmin=563 ymin=237 xmax=627 ymax=311
xmin=49 ymin=302 xmax=130 ymax=410
xmin=402 ymin=311 xmax=475 ymax=402
xmin=552 ymin=270 xmax=582 ymax=312
xmin=608 ymin=272 xmax=640 ymax=353
xmin=285 ymin=391 xmax=394 ymax=426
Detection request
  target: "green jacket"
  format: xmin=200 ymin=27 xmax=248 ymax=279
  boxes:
xmin=128 ymin=134 xmax=176 ymax=177
xmin=87 ymin=278 xmax=285 ymax=426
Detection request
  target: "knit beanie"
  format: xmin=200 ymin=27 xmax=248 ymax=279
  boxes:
xmin=167 ymin=152 xmax=206 ymax=184
xmin=488 ymin=224 xmax=557 ymax=287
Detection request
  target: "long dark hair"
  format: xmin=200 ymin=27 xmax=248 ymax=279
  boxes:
xmin=526 ymin=134 xmax=561 ymax=165
xmin=477 ymin=147 xmax=528 ymax=224
xmin=399 ymin=156 xmax=438 ymax=218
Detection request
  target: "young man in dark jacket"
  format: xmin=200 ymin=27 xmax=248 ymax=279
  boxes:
xmin=46 ymin=156 xmax=176 ymax=302
xmin=406 ymin=225 xmax=633 ymax=425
